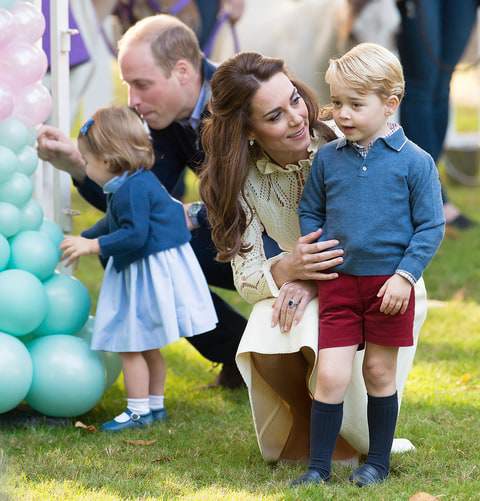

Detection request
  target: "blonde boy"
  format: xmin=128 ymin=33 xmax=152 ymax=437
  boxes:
xmin=293 ymin=43 xmax=444 ymax=487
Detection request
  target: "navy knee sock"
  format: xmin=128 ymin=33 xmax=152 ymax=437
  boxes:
xmin=365 ymin=392 xmax=398 ymax=477
xmin=308 ymin=400 xmax=343 ymax=479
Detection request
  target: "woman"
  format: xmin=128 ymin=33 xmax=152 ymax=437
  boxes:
xmin=200 ymin=52 xmax=427 ymax=462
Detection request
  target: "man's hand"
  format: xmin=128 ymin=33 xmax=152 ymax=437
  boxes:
xmin=37 ymin=125 xmax=87 ymax=182
xmin=377 ymin=274 xmax=412 ymax=315
xmin=60 ymin=236 xmax=100 ymax=267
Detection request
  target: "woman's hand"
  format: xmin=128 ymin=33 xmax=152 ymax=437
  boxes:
xmin=271 ymin=280 xmax=317 ymax=333
xmin=377 ymin=274 xmax=412 ymax=315
xmin=60 ymin=236 xmax=100 ymax=267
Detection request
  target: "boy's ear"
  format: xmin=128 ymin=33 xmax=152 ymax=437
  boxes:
xmin=384 ymin=95 xmax=400 ymax=116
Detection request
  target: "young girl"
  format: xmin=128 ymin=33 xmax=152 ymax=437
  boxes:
xmin=61 ymin=106 xmax=217 ymax=432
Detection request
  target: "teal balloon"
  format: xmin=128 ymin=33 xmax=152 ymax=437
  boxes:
xmin=0 ymin=269 xmax=47 ymax=336
xmin=0 ymin=201 xmax=21 ymax=237
xmin=0 ymin=172 xmax=33 ymax=207
xmin=0 ymin=0 xmax=16 ymax=9
xmin=25 ymin=127 xmax=37 ymax=147
xmin=75 ymin=315 xmax=122 ymax=388
xmin=0 ymin=332 xmax=33 ymax=413
xmin=0 ymin=234 xmax=9 ymax=270
xmin=0 ymin=145 xmax=17 ymax=183
xmin=0 ymin=118 xmax=29 ymax=153
xmin=16 ymin=145 xmax=38 ymax=176
xmin=19 ymin=199 xmax=43 ymax=231
xmin=38 ymin=218 xmax=63 ymax=255
xmin=26 ymin=335 xmax=105 ymax=417
xmin=35 ymin=273 xmax=91 ymax=336
xmin=8 ymin=230 xmax=58 ymax=281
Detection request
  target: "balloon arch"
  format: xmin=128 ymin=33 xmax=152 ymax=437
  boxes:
xmin=0 ymin=1 xmax=121 ymax=419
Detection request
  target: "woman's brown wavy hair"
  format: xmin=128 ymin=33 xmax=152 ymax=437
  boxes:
xmin=199 ymin=52 xmax=335 ymax=262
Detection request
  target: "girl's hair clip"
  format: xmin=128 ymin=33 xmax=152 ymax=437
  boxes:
xmin=80 ymin=117 xmax=95 ymax=136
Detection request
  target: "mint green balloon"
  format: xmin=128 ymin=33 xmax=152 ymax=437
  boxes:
xmin=0 ymin=172 xmax=33 ymax=207
xmin=16 ymin=146 xmax=38 ymax=176
xmin=38 ymin=218 xmax=64 ymax=254
xmin=25 ymin=127 xmax=37 ymax=147
xmin=0 ymin=145 xmax=17 ymax=183
xmin=0 ymin=269 xmax=47 ymax=336
xmin=0 ymin=332 xmax=33 ymax=413
xmin=8 ymin=230 xmax=58 ymax=281
xmin=0 ymin=0 xmax=16 ymax=9
xmin=35 ymin=273 xmax=91 ymax=336
xmin=0 ymin=234 xmax=9 ymax=270
xmin=0 ymin=201 xmax=21 ymax=237
xmin=26 ymin=335 xmax=105 ymax=417
xmin=0 ymin=118 xmax=29 ymax=153
xmin=20 ymin=199 xmax=43 ymax=231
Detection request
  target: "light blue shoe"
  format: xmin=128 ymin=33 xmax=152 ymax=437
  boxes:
xmin=101 ymin=409 xmax=153 ymax=432
xmin=151 ymin=408 xmax=167 ymax=422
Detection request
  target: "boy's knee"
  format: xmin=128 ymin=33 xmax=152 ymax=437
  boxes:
xmin=315 ymin=366 xmax=350 ymax=399
xmin=362 ymin=358 xmax=395 ymax=390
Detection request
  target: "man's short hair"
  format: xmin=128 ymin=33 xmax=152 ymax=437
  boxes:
xmin=325 ymin=43 xmax=405 ymax=102
xmin=118 ymin=14 xmax=202 ymax=75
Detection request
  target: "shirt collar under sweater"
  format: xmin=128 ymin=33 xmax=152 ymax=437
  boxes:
xmin=255 ymin=133 xmax=321 ymax=175
xmin=103 ymin=169 xmax=143 ymax=194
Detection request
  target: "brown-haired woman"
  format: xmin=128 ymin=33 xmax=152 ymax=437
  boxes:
xmin=200 ymin=52 xmax=427 ymax=463
xmin=61 ymin=106 xmax=218 ymax=432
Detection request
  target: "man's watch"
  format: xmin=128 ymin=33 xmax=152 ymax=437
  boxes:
xmin=187 ymin=201 xmax=204 ymax=229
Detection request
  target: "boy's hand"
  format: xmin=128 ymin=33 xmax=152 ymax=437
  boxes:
xmin=377 ymin=274 xmax=412 ymax=315
xmin=60 ymin=236 xmax=100 ymax=267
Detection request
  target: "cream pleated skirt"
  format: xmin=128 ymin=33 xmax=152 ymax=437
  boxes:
xmin=236 ymin=278 xmax=427 ymax=461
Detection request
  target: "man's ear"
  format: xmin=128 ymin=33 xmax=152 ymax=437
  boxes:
xmin=384 ymin=95 xmax=400 ymax=116
xmin=172 ymin=59 xmax=195 ymax=85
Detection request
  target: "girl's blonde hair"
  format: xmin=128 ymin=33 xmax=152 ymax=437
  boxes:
xmin=78 ymin=106 xmax=154 ymax=174
xmin=325 ymin=43 xmax=405 ymax=101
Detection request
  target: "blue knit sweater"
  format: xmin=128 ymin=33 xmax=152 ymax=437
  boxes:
xmin=82 ymin=170 xmax=190 ymax=271
xmin=298 ymin=127 xmax=445 ymax=282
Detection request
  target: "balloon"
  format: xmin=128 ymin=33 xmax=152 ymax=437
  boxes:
xmin=0 ymin=1 xmax=17 ymax=11
xmin=0 ymin=84 xmax=14 ymax=121
xmin=11 ymin=2 xmax=45 ymax=44
xmin=0 ymin=117 xmax=29 ymax=153
xmin=16 ymin=145 xmax=38 ymax=175
xmin=38 ymin=218 xmax=64 ymax=248
xmin=0 ymin=201 xmax=20 ymax=237
xmin=0 ymin=9 xmax=16 ymax=50
xmin=0 ymin=172 xmax=32 ymax=207
xmin=35 ymin=272 xmax=91 ymax=336
xmin=0 ymin=269 xmax=48 ymax=336
xmin=0 ymin=145 xmax=16 ymax=183
xmin=25 ymin=127 xmax=37 ymax=147
xmin=0 ymin=233 xmax=9 ymax=270
xmin=75 ymin=315 xmax=122 ymax=388
xmin=26 ymin=335 xmax=105 ymax=417
xmin=8 ymin=230 xmax=58 ymax=281
xmin=13 ymin=83 xmax=52 ymax=127
xmin=0 ymin=332 xmax=33 ymax=413
xmin=19 ymin=198 xmax=43 ymax=231
xmin=0 ymin=42 xmax=48 ymax=88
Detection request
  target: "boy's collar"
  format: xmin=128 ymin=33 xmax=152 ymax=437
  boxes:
xmin=336 ymin=126 xmax=408 ymax=152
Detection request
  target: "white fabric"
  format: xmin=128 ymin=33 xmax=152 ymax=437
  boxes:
xmin=149 ymin=395 xmax=165 ymax=410
xmin=127 ymin=398 xmax=150 ymax=416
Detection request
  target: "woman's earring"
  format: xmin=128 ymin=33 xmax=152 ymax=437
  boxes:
xmin=249 ymin=139 xmax=254 ymax=147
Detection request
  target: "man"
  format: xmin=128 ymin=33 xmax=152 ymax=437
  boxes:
xmin=37 ymin=14 xmax=245 ymax=388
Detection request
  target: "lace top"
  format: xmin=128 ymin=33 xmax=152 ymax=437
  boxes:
xmin=232 ymin=135 xmax=325 ymax=303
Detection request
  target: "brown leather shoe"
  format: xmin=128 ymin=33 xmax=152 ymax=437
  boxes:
xmin=213 ymin=363 xmax=245 ymax=389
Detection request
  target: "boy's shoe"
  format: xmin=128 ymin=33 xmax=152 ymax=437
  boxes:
xmin=151 ymin=408 xmax=167 ymax=422
xmin=349 ymin=464 xmax=387 ymax=487
xmin=290 ymin=469 xmax=329 ymax=487
xmin=101 ymin=409 xmax=153 ymax=432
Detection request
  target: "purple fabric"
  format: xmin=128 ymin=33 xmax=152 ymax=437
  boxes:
xmin=202 ymin=11 xmax=240 ymax=58
xmin=42 ymin=0 xmax=90 ymax=69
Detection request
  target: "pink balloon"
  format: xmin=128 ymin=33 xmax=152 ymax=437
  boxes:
xmin=11 ymin=2 xmax=45 ymax=44
xmin=0 ymin=42 xmax=48 ymax=89
xmin=0 ymin=9 xmax=17 ymax=49
xmin=13 ymin=83 xmax=52 ymax=127
xmin=0 ymin=85 xmax=14 ymax=121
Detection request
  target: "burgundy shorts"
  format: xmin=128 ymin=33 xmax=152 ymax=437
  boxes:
xmin=318 ymin=274 xmax=415 ymax=349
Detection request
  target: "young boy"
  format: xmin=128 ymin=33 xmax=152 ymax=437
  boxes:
xmin=293 ymin=43 xmax=445 ymax=487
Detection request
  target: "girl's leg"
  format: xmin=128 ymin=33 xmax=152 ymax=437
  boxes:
xmin=351 ymin=343 xmax=399 ymax=485
xmin=292 ymin=345 xmax=358 ymax=485
xmin=142 ymin=349 xmax=167 ymax=420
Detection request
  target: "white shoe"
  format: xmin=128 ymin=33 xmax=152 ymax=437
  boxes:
xmin=391 ymin=438 xmax=416 ymax=454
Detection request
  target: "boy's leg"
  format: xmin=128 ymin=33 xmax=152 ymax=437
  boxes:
xmin=292 ymin=345 xmax=358 ymax=486
xmin=350 ymin=343 xmax=399 ymax=486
